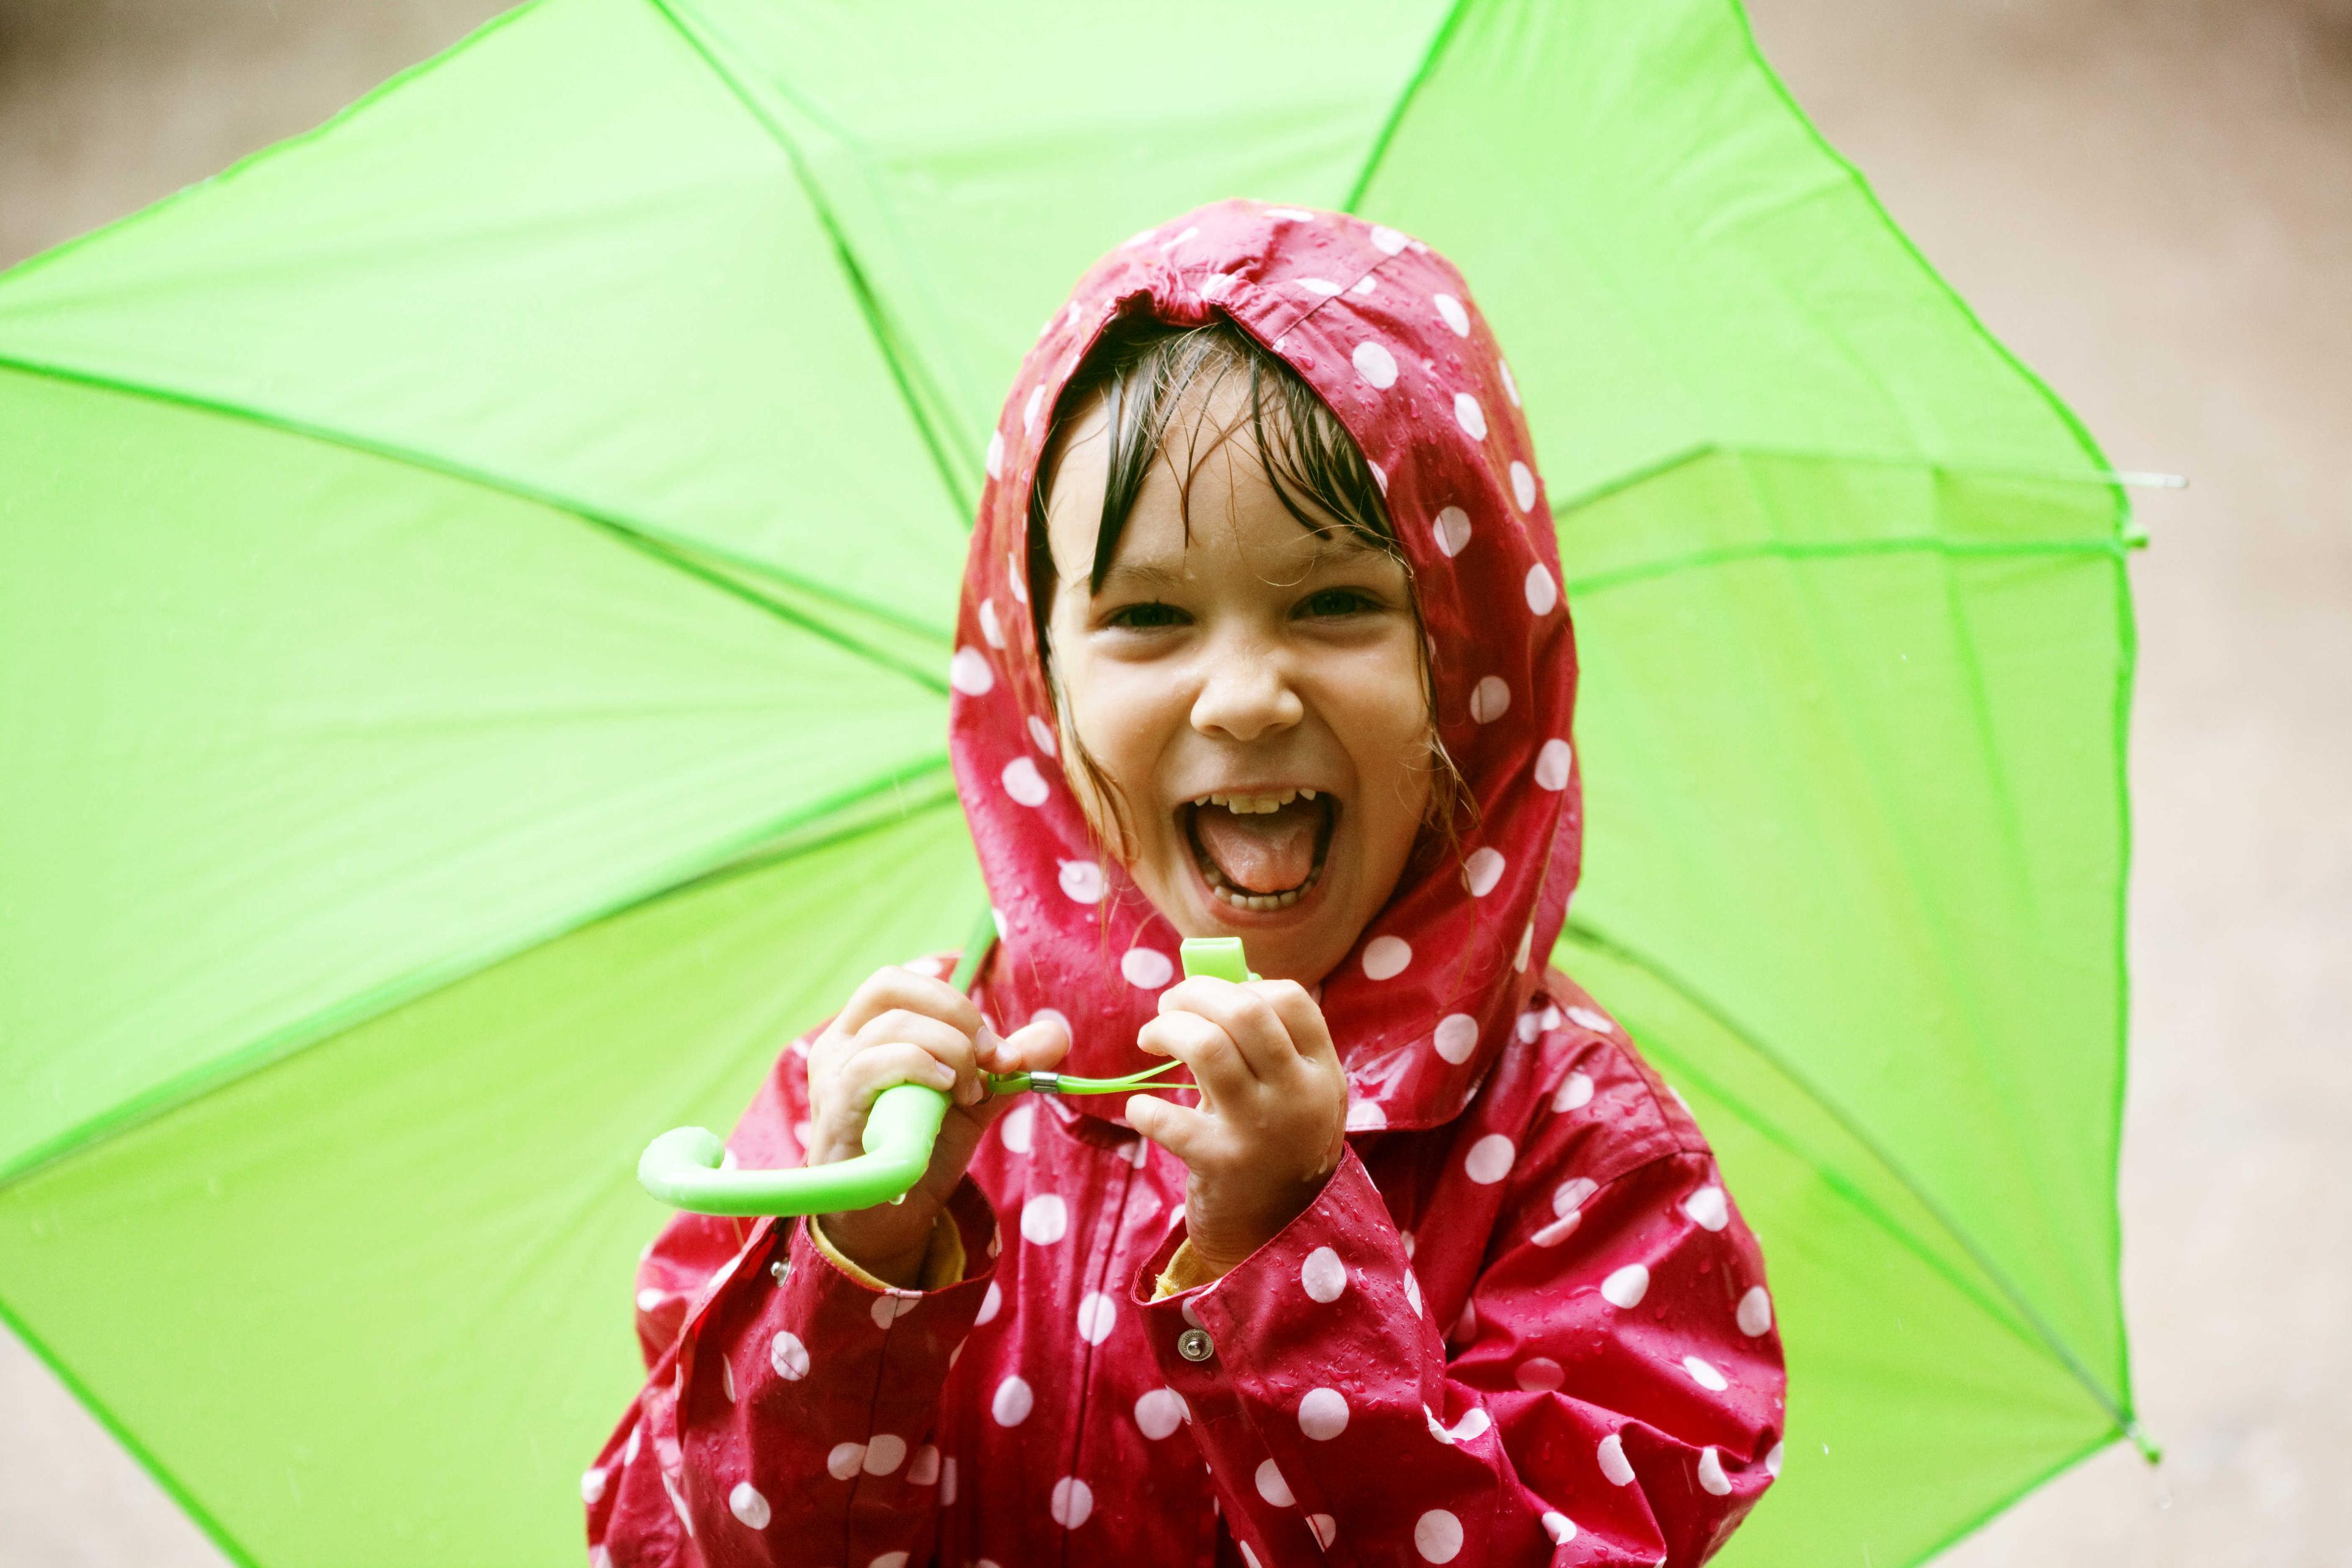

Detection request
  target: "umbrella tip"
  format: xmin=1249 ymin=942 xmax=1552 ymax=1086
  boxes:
xmin=2122 ymin=1419 xmax=2163 ymax=1464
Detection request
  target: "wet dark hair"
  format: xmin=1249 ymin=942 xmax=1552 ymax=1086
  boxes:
xmin=1021 ymin=311 xmax=1469 ymax=864
xmin=1024 ymin=314 xmax=1398 ymax=644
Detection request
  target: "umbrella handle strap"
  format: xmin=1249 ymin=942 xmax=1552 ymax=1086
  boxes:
xmin=632 ymin=927 xmax=1248 ymax=1217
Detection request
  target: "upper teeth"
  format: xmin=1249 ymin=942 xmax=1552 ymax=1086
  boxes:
xmin=1198 ymin=788 xmax=1315 ymax=814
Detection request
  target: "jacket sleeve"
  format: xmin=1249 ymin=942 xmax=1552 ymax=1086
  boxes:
xmin=582 ymin=1025 xmax=1005 ymax=1567
xmin=1126 ymin=1125 xmax=1785 ymax=1566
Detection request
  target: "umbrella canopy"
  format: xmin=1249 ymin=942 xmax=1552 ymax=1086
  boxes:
xmin=0 ymin=1 xmax=2142 ymax=1564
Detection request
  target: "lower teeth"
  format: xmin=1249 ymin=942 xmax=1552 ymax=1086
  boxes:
xmin=1197 ymin=854 xmax=1322 ymax=911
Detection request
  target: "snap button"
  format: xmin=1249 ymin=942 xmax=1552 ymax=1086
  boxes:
xmin=769 ymin=1259 xmax=791 ymax=1284
xmin=1177 ymin=1327 xmax=1214 ymax=1363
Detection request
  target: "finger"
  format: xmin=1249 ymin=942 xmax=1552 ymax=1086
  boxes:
xmin=853 ymin=1009 xmax=984 ymax=1105
xmin=1137 ymin=1010 xmax=1253 ymax=1108
xmin=989 ymin=1016 xmax=1072 ymax=1074
xmin=834 ymin=1041 xmax=959 ymax=1112
xmin=835 ymin=965 xmax=984 ymax=1042
xmin=1249 ymin=980 xmax=1338 ymax=1069
xmin=1159 ymin=976 xmax=1291 ymax=1080
xmin=1125 ymin=1092 xmax=1216 ymax=1166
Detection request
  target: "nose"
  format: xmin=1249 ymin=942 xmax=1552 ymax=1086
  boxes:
xmin=1188 ymin=640 xmax=1304 ymax=743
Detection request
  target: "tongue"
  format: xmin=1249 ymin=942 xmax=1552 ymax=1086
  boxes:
xmin=1196 ymin=799 xmax=1324 ymax=894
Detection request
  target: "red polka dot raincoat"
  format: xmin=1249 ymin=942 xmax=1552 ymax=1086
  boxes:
xmin=584 ymin=200 xmax=1785 ymax=1567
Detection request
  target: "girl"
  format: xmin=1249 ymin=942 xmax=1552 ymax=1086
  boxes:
xmin=584 ymin=200 xmax=1784 ymax=1567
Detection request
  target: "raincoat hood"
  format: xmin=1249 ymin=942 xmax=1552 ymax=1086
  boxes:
xmin=951 ymin=198 xmax=1580 ymax=1131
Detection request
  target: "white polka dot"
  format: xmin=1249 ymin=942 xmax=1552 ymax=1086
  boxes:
xmin=1050 ymin=1476 xmax=1093 ymax=1528
xmin=1298 ymin=1387 xmax=1350 ymax=1440
xmin=728 ymin=1480 xmax=770 ymax=1529
xmin=1199 ymin=271 xmax=1238 ymax=300
xmin=1517 ymin=1009 xmax=1544 ymax=1042
xmin=1766 ymin=1441 xmax=1784 ymax=1478
xmin=1532 ymin=1211 xmax=1583 ymax=1248
xmin=1022 ymin=385 xmax=1045 ymax=433
xmin=1370 ymin=461 xmax=1388 ymax=494
xmin=1514 ymin=923 xmax=1534 ymax=973
xmin=1684 ymin=1355 xmax=1730 ymax=1392
xmin=1370 ymin=224 xmax=1410 ymax=255
xmin=1501 ymin=359 xmax=1521 ymax=407
xmin=1182 ymin=1297 xmax=1206 ymax=1329
xmin=1684 ymin=1185 xmax=1730 ymax=1232
xmin=1551 ymin=1178 xmax=1598 ymax=1221
xmin=1027 ymin=714 xmax=1058 ymax=755
xmin=1352 ymin=274 xmax=1378 ymax=296
xmin=1134 ymin=1387 xmax=1188 ymax=1440
xmin=1525 ymin=565 xmax=1558 ymax=616
xmin=908 ymin=1444 xmax=941 ymax=1485
xmin=1552 ymin=1072 xmax=1594 ymax=1112
xmin=1255 ymin=1457 xmax=1294 ymax=1507
xmin=992 ymin=1374 xmax=1035 ymax=1426
xmin=1433 ymin=505 xmax=1472 ymax=557
xmin=1346 ymin=1097 xmax=1389 ymax=1130
xmin=624 ymin=1425 xmax=641 ymax=1464
xmin=863 ymin=1434 xmax=908 ymax=1475
xmin=1362 ymin=935 xmax=1412 ymax=979
xmin=1403 ymin=1268 xmax=1423 ymax=1315
xmin=1123 ymin=227 xmax=1158 ymax=248
xmin=1448 ymin=1406 xmax=1491 ymax=1444
xmin=581 ymin=1467 xmax=608 ymax=1504
xmin=949 ymin=647 xmax=994 ymax=695
xmin=1433 ymin=293 xmax=1470 ymax=336
xmin=1670 ymin=1084 xmax=1694 ymax=1114
xmin=1000 ymin=1100 xmax=1036 ymax=1153
xmin=974 ymin=599 xmax=1004 ymax=652
xmin=1020 ymin=1193 xmax=1068 ymax=1244
xmin=827 ymin=1442 xmax=867 ymax=1480
xmin=1006 ymin=551 xmax=1027 ymax=603
xmin=1352 ymin=339 xmax=1398 ymax=388
xmin=1464 ymin=1133 xmax=1515 ymax=1185
xmin=1121 ymin=948 xmax=1174 ymax=989
xmin=1301 ymin=1245 xmax=1348 ymax=1303
xmin=1738 ymin=1286 xmax=1774 ymax=1336
xmin=1310 ymin=1513 xmax=1338 ymax=1548
xmin=1058 ymin=860 xmax=1105 ymax=903
xmin=1516 ymin=1356 xmax=1564 ymax=1392
xmin=1453 ymin=392 xmax=1487 ymax=440
xmin=1160 ymin=225 xmax=1199 ymax=251
xmin=1542 ymin=1510 xmax=1577 ymax=1544
xmin=635 ymin=1287 xmax=663 ymax=1314
xmin=1509 ymin=461 xmax=1537 ymax=513
xmin=1698 ymin=1446 xmax=1733 ymax=1496
xmin=1451 ymin=1299 xmax=1477 ymax=1344
xmin=1077 ymin=1292 xmax=1117 ymax=1344
xmin=1001 ymin=756 xmax=1050 ymax=806
xmin=985 ymin=431 xmax=1005 ymax=480
xmin=1299 ymin=276 xmax=1346 ymax=296
xmin=1534 ymin=737 xmax=1574 ymax=790
xmin=1597 ymin=1432 xmax=1635 ymax=1486
xmin=1602 ymin=1264 xmax=1650 ymax=1308
xmin=1462 ymin=847 xmax=1505 ymax=897
xmin=1470 ymin=676 xmax=1510 ymax=723
xmin=871 ymin=1555 xmax=910 ymax=1568
xmin=1265 ymin=206 xmax=1316 ymax=221
xmin=1434 ymin=1012 xmax=1479 ymax=1064
xmin=662 ymin=1472 xmax=693 ymax=1536
xmin=870 ymin=1292 xmax=917 ymax=1329
xmin=971 ymin=1283 xmax=1004 ymax=1333
xmin=1414 ymin=1507 xmax=1464 ymax=1562
xmin=1566 ymin=1005 xmax=1611 ymax=1033
xmin=1240 ymin=1546 xmax=1259 ymax=1568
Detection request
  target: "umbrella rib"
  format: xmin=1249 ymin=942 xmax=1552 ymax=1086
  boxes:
xmin=1340 ymin=0 xmax=1474 ymax=214
xmin=643 ymin=0 xmax=978 ymax=529
xmin=0 ymin=352 xmax=954 ymax=693
xmin=1559 ymin=914 xmax=2146 ymax=1448
xmin=0 ymin=760 xmax=959 ymax=1194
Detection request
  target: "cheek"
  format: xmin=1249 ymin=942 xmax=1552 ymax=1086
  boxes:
xmin=1055 ymin=660 xmax=1180 ymax=823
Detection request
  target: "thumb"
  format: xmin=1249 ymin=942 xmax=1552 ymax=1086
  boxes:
xmin=998 ymin=1015 xmax=1072 ymax=1072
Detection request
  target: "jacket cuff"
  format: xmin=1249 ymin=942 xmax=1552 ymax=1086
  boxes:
xmin=809 ymin=1205 xmax=968 ymax=1292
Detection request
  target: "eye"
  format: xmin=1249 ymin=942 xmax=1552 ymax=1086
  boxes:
xmin=1297 ymin=587 xmax=1381 ymax=619
xmin=1106 ymin=600 xmax=1188 ymax=630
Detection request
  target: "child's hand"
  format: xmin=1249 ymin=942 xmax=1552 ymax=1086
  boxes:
xmin=1127 ymin=977 xmax=1348 ymax=1278
xmin=806 ymin=965 xmax=1069 ymax=1289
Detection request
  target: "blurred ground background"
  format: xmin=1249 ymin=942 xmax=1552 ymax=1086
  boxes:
xmin=2 ymin=1 xmax=2346 ymax=1564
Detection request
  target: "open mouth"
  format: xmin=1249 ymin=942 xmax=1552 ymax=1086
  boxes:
xmin=1182 ymin=789 xmax=1338 ymax=912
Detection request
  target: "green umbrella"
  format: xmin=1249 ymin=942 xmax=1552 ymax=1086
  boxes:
xmin=0 ymin=1 xmax=2145 ymax=1564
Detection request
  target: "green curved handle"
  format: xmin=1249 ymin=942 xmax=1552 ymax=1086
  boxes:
xmin=637 ymin=1082 xmax=949 ymax=1218
xmin=633 ymin=924 xmax=1238 ymax=1218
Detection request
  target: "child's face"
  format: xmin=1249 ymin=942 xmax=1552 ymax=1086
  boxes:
xmin=1039 ymin=375 xmax=1434 ymax=986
